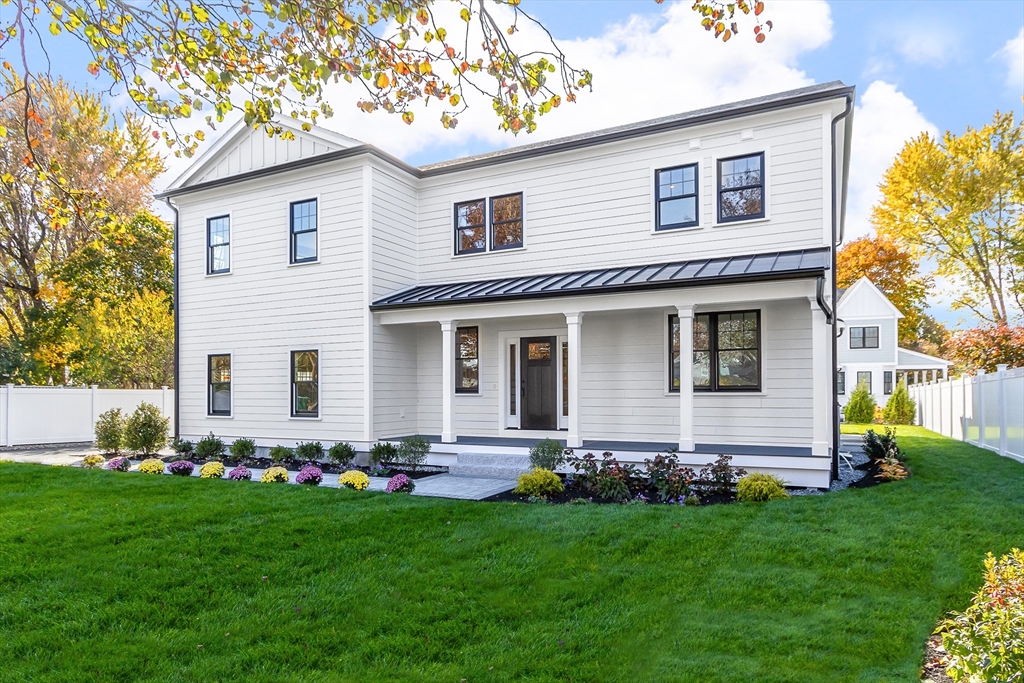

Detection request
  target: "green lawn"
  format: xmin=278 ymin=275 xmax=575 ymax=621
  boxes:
xmin=2 ymin=429 xmax=1022 ymax=683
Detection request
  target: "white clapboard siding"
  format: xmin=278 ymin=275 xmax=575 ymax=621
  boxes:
xmin=838 ymin=316 xmax=897 ymax=364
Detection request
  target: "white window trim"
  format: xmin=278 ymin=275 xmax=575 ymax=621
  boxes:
xmin=450 ymin=189 xmax=528 ymax=258
xmin=649 ymin=152 xmax=705 ymax=234
xmin=497 ymin=325 xmax=567 ymax=436
xmin=288 ymin=346 xmax=323 ymax=421
xmin=848 ymin=324 xmax=881 ymax=350
xmin=287 ymin=194 xmax=322 ymax=266
xmin=664 ymin=306 xmax=769 ymax=396
xmin=207 ymin=350 xmax=234 ymax=418
xmin=205 ymin=210 xmax=233 ymax=277
xmin=455 ymin=322 xmax=484 ymax=397
xmin=710 ymin=144 xmax=772 ymax=228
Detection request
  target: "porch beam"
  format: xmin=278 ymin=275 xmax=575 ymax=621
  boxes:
xmin=566 ymin=312 xmax=583 ymax=448
xmin=440 ymin=320 xmax=456 ymax=443
xmin=676 ymin=304 xmax=695 ymax=452
xmin=809 ymin=297 xmax=830 ymax=456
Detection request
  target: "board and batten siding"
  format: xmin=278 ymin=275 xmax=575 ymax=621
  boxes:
xmin=176 ymin=158 xmax=368 ymax=444
xmin=191 ymin=130 xmax=343 ymax=186
xmin=839 ymin=316 xmax=897 ymax=364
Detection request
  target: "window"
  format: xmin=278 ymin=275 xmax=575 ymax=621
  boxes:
xmin=718 ymin=153 xmax=765 ymax=222
xmin=850 ymin=326 xmax=879 ymax=349
xmin=456 ymin=326 xmax=479 ymax=393
xmin=208 ymin=354 xmax=231 ymax=415
xmin=455 ymin=199 xmax=486 ymax=255
xmin=837 ymin=370 xmax=845 ymax=395
xmin=490 ymin=193 xmax=523 ymax=250
xmin=291 ymin=350 xmax=319 ymax=417
xmin=207 ymin=215 xmax=230 ymax=274
xmin=670 ymin=310 xmax=761 ymax=392
xmin=656 ymin=164 xmax=698 ymax=230
xmin=509 ymin=344 xmax=517 ymax=416
xmin=290 ymin=199 xmax=318 ymax=263
xmin=857 ymin=371 xmax=872 ymax=394
xmin=884 ymin=371 xmax=893 ymax=395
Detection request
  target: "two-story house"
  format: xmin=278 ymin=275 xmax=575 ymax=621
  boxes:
xmin=836 ymin=277 xmax=951 ymax=412
xmin=157 ymin=81 xmax=856 ymax=488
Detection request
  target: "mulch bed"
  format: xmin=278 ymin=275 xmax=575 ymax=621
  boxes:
xmin=847 ymin=456 xmax=889 ymax=489
xmin=483 ymin=476 xmax=737 ymax=506
xmin=920 ymin=634 xmax=954 ymax=683
xmin=157 ymin=454 xmax=445 ymax=479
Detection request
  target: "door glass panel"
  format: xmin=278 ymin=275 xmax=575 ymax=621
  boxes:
xmin=509 ymin=345 xmax=516 ymax=416
xmin=528 ymin=342 xmax=550 ymax=360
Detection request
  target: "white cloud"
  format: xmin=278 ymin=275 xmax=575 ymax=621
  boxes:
xmin=844 ymin=80 xmax=937 ymax=240
xmin=997 ymin=27 xmax=1023 ymax=91
xmin=893 ymin=24 xmax=960 ymax=67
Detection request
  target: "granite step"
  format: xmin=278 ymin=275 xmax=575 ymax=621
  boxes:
xmin=448 ymin=452 xmax=531 ymax=480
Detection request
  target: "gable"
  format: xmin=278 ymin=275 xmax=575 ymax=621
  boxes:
xmin=836 ymin=277 xmax=904 ymax=319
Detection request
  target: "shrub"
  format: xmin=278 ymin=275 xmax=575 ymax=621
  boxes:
xmin=395 ymin=436 xmax=431 ymax=471
xmin=261 ymin=466 xmax=289 ymax=483
xmin=593 ymin=456 xmax=639 ymax=503
xmin=369 ymin=442 xmax=398 ymax=466
xmin=567 ymin=451 xmax=600 ymax=493
xmin=295 ymin=441 xmax=325 ymax=462
xmin=167 ymin=460 xmax=195 ymax=477
xmin=228 ymin=465 xmax=252 ymax=481
xmin=269 ymin=445 xmax=294 ymax=465
xmin=385 ymin=473 xmax=415 ymax=493
xmin=883 ymin=379 xmax=917 ymax=425
xmin=367 ymin=465 xmax=391 ymax=477
xmin=736 ymin=473 xmax=790 ymax=502
xmin=195 ymin=433 xmax=226 ymax=460
xmin=138 ymin=458 xmax=165 ymax=475
xmin=938 ymin=548 xmax=1024 ymax=682
xmin=697 ymin=455 xmax=747 ymax=495
xmin=843 ymin=381 xmax=876 ymax=424
xmin=863 ymin=427 xmax=901 ymax=461
xmin=81 ymin=454 xmax=106 ymax=469
xmin=872 ymin=406 xmax=885 ymax=424
xmin=684 ymin=493 xmax=701 ymax=507
xmin=529 ymin=438 xmax=567 ymax=471
xmin=645 ymin=453 xmax=696 ymax=502
xmin=328 ymin=442 xmax=357 ymax=467
xmin=513 ymin=468 xmax=564 ymax=497
xmin=339 ymin=470 xmax=370 ymax=491
xmin=123 ymin=403 xmax=169 ymax=456
xmin=105 ymin=456 xmax=130 ymax=472
xmin=172 ymin=438 xmax=195 ymax=456
xmin=200 ymin=461 xmax=225 ymax=479
xmin=94 ymin=408 xmax=125 ymax=455
xmin=230 ymin=438 xmax=257 ymax=459
xmin=295 ymin=465 xmax=323 ymax=486
xmin=876 ymin=460 xmax=909 ymax=481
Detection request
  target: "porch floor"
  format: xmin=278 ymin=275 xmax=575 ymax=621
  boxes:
xmin=404 ymin=435 xmax=814 ymax=457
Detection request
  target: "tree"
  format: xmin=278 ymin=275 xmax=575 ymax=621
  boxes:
xmin=944 ymin=325 xmax=1024 ymax=374
xmin=0 ymin=0 xmax=773 ymax=156
xmin=872 ymin=111 xmax=1024 ymax=326
xmin=837 ymin=235 xmax=935 ymax=347
xmin=843 ymin=381 xmax=876 ymax=424
xmin=883 ymin=379 xmax=916 ymax=425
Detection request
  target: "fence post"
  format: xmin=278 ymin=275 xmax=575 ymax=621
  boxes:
xmin=161 ymin=386 xmax=169 ymax=418
xmin=997 ymin=364 xmax=1008 ymax=458
xmin=3 ymin=384 xmax=11 ymax=447
xmin=90 ymin=385 xmax=99 ymax=430
xmin=977 ymin=369 xmax=986 ymax=448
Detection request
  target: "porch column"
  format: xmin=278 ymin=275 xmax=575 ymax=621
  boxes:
xmin=440 ymin=320 xmax=456 ymax=443
xmin=809 ymin=297 xmax=830 ymax=456
xmin=676 ymin=305 xmax=695 ymax=452
xmin=566 ymin=312 xmax=584 ymax=448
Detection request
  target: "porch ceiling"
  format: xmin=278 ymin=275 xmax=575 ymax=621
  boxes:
xmin=370 ymin=248 xmax=829 ymax=310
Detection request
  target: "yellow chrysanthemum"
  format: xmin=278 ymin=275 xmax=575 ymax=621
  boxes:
xmin=339 ymin=470 xmax=370 ymax=491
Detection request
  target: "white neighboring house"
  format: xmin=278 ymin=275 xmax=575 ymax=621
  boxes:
xmin=836 ymin=277 xmax=951 ymax=412
xmin=157 ymin=82 xmax=857 ymax=488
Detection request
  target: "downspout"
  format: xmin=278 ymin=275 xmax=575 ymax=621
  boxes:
xmin=830 ymin=92 xmax=855 ymax=481
xmin=163 ymin=197 xmax=180 ymax=441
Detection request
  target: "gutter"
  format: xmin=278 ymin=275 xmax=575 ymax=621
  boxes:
xmin=162 ymin=196 xmax=180 ymax=441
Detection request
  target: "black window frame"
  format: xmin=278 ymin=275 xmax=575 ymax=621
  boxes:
xmin=489 ymin=192 xmax=524 ymax=251
xmin=289 ymin=198 xmax=318 ymax=264
xmin=290 ymin=349 xmax=319 ymax=418
xmin=655 ymin=163 xmax=699 ymax=231
xmin=455 ymin=326 xmax=479 ymax=394
xmin=883 ymin=371 xmax=893 ymax=395
xmin=206 ymin=215 xmax=230 ymax=275
xmin=669 ymin=309 xmax=762 ymax=393
xmin=454 ymin=198 xmax=487 ymax=256
xmin=837 ymin=370 xmax=845 ymax=395
xmin=207 ymin=353 xmax=231 ymax=416
xmin=717 ymin=152 xmax=766 ymax=223
xmin=857 ymin=371 xmax=872 ymax=394
xmin=850 ymin=326 xmax=879 ymax=349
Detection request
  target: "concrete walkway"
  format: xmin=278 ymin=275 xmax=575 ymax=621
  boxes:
xmin=0 ymin=445 xmax=100 ymax=467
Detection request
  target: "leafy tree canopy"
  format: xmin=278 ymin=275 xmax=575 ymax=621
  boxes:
xmin=944 ymin=325 xmax=1024 ymax=374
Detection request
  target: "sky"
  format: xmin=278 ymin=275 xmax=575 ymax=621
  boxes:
xmin=12 ymin=0 xmax=1024 ymax=328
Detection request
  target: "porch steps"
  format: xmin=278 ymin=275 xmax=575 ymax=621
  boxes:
xmin=447 ymin=452 xmax=532 ymax=480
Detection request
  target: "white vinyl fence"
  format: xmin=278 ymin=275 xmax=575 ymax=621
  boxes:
xmin=908 ymin=365 xmax=1024 ymax=464
xmin=0 ymin=384 xmax=174 ymax=447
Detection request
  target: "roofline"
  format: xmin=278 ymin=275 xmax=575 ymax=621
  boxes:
xmin=898 ymin=347 xmax=952 ymax=365
xmin=836 ymin=276 xmax=905 ymax=319
xmin=156 ymin=82 xmax=855 ymax=200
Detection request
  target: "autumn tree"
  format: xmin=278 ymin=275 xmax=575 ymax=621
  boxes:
xmin=944 ymin=325 xmax=1024 ymax=374
xmin=837 ymin=235 xmax=936 ymax=347
xmin=872 ymin=111 xmax=1024 ymax=326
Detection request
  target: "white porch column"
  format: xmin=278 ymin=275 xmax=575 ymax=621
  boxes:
xmin=809 ymin=297 xmax=830 ymax=456
xmin=440 ymin=320 xmax=456 ymax=443
xmin=566 ymin=312 xmax=584 ymax=448
xmin=676 ymin=305 xmax=695 ymax=452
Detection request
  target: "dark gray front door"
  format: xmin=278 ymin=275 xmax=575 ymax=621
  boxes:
xmin=521 ymin=336 xmax=557 ymax=430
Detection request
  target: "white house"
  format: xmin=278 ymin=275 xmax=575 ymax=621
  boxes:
xmin=157 ymin=81 xmax=856 ymax=488
xmin=836 ymin=277 xmax=951 ymax=411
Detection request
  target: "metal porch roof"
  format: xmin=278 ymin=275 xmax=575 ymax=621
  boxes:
xmin=371 ymin=247 xmax=830 ymax=310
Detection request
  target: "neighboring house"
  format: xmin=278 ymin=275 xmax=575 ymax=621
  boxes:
xmin=157 ymin=81 xmax=856 ymax=488
xmin=836 ymin=277 xmax=951 ymax=412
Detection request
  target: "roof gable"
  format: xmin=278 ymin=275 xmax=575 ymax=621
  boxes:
xmin=836 ymin=277 xmax=904 ymax=319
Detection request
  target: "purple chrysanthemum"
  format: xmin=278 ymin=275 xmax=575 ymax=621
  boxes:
xmin=167 ymin=460 xmax=195 ymax=477
xmin=385 ymin=473 xmax=414 ymax=493
xmin=105 ymin=456 xmax=130 ymax=472
xmin=228 ymin=465 xmax=252 ymax=481
xmin=295 ymin=465 xmax=323 ymax=486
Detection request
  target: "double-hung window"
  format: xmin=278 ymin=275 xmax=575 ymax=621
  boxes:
xmin=884 ymin=371 xmax=893 ymax=395
xmin=837 ymin=371 xmax=846 ymax=395
xmin=718 ymin=153 xmax=765 ymax=222
xmin=290 ymin=199 xmax=318 ymax=263
xmin=208 ymin=354 xmax=231 ymax=416
xmin=490 ymin=193 xmax=523 ymax=250
xmin=669 ymin=310 xmax=761 ymax=392
xmin=207 ymin=215 xmax=230 ymax=274
xmin=455 ymin=200 xmax=486 ymax=255
xmin=455 ymin=193 xmax=523 ymax=255
xmin=857 ymin=371 xmax=872 ymax=394
xmin=850 ymin=326 xmax=879 ymax=349
xmin=291 ymin=350 xmax=319 ymax=417
xmin=456 ymin=326 xmax=479 ymax=393
xmin=656 ymin=164 xmax=698 ymax=230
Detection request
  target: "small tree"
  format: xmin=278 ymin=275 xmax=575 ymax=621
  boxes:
xmin=843 ymin=381 xmax=877 ymax=424
xmin=123 ymin=402 xmax=169 ymax=456
xmin=328 ymin=442 xmax=357 ymax=468
xmin=883 ymin=379 xmax=917 ymax=425
xmin=529 ymin=438 xmax=567 ymax=471
xmin=395 ymin=436 xmax=431 ymax=472
xmin=195 ymin=432 xmax=226 ymax=460
xmin=94 ymin=408 xmax=125 ymax=455
xmin=229 ymin=438 xmax=257 ymax=460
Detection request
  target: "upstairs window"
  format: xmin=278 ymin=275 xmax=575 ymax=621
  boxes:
xmin=207 ymin=215 xmax=230 ymax=274
xmin=455 ymin=199 xmax=486 ymax=255
xmin=291 ymin=350 xmax=319 ymax=417
xmin=718 ymin=153 xmax=765 ymax=222
xmin=490 ymin=193 xmax=523 ymax=250
xmin=290 ymin=199 xmax=318 ymax=263
xmin=837 ymin=370 xmax=846 ymax=395
xmin=656 ymin=164 xmax=698 ymax=230
xmin=208 ymin=354 xmax=231 ymax=416
xmin=669 ymin=310 xmax=761 ymax=392
xmin=456 ymin=326 xmax=479 ymax=393
xmin=850 ymin=326 xmax=879 ymax=349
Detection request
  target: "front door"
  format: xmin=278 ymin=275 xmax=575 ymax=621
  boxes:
xmin=521 ymin=336 xmax=557 ymax=430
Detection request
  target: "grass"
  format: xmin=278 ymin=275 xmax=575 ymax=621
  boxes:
xmin=2 ymin=429 xmax=1022 ymax=683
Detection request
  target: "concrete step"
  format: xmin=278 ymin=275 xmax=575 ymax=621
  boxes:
xmin=455 ymin=452 xmax=532 ymax=468
xmin=448 ymin=464 xmax=528 ymax=480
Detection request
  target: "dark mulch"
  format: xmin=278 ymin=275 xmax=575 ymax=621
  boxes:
xmin=848 ymin=456 xmax=890 ymax=489
xmin=482 ymin=478 xmax=737 ymax=506
xmin=156 ymin=455 xmax=445 ymax=479
xmin=920 ymin=634 xmax=954 ymax=683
